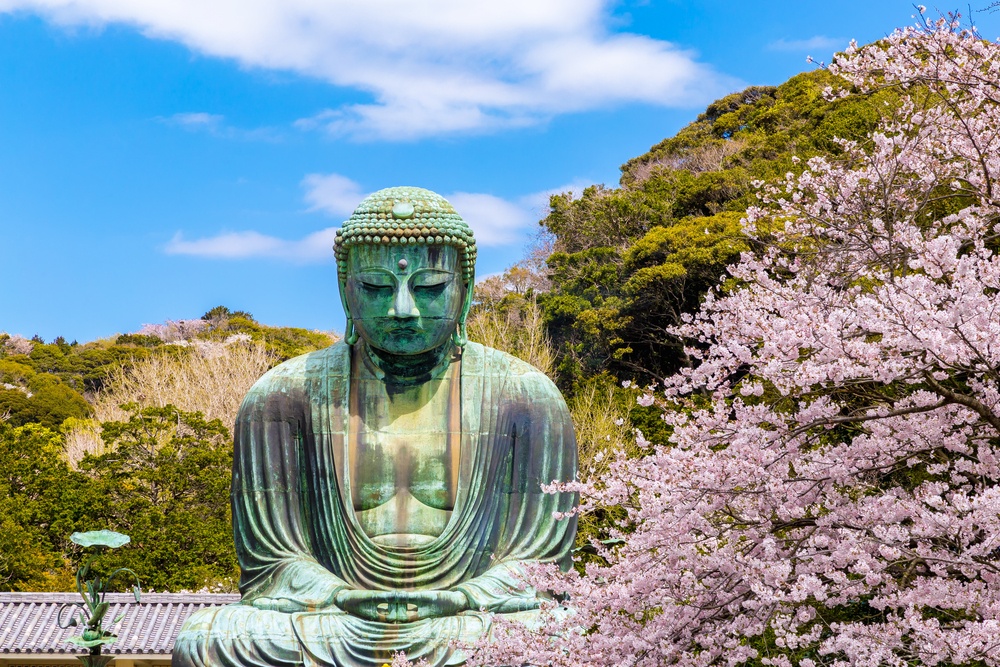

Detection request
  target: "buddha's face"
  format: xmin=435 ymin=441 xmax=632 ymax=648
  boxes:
xmin=344 ymin=244 xmax=466 ymax=355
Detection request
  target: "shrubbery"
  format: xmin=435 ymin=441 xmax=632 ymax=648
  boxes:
xmin=0 ymin=314 xmax=335 ymax=591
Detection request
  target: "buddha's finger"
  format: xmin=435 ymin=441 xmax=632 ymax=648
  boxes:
xmin=408 ymin=592 xmax=466 ymax=620
xmin=340 ymin=595 xmax=388 ymax=621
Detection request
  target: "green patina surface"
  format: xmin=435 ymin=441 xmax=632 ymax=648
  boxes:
xmin=172 ymin=187 xmax=578 ymax=667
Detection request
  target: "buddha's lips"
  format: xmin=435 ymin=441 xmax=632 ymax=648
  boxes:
xmin=385 ymin=324 xmax=423 ymax=334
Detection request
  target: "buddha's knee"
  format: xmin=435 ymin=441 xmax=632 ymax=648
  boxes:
xmin=173 ymin=605 xmax=305 ymax=667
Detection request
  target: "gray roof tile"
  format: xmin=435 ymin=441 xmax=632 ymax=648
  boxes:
xmin=0 ymin=593 xmax=240 ymax=655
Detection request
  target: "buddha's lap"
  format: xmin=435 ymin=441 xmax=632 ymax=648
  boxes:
xmin=173 ymin=603 xmax=537 ymax=666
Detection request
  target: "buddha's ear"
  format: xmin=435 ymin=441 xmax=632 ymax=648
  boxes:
xmin=337 ymin=275 xmax=359 ymax=346
xmin=453 ymin=270 xmax=475 ymax=347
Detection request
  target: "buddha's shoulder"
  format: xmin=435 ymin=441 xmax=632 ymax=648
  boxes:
xmin=465 ymin=342 xmax=562 ymax=398
xmin=244 ymin=342 xmax=348 ymax=395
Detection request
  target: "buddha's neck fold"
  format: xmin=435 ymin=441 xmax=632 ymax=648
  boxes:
xmin=361 ymin=340 xmax=458 ymax=386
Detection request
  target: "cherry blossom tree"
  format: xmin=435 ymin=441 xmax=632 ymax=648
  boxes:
xmin=476 ymin=14 xmax=1000 ymax=667
xmin=1 ymin=334 xmax=35 ymax=356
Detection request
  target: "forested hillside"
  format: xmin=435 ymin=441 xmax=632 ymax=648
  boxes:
xmin=0 ymin=308 xmax=335 ymax=591
xmin=534 ymin=67 xmax=895 ymax=388
xmin=478 ymin=66 xmax=897 ymax=451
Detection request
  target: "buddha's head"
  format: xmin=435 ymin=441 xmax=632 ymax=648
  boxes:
xmin=334 ymin=187 xmax=476 ymax=356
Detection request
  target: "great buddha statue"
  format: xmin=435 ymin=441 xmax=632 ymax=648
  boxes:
xmin=172 ymin=187 xmax=578 ymax=667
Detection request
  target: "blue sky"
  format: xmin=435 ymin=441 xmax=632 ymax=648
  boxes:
xmin=3 ymin=0 xmax=1000 ymax=342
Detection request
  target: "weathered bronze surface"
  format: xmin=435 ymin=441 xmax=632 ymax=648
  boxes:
xmin=172 ymin=187 xmax=577 ymax=667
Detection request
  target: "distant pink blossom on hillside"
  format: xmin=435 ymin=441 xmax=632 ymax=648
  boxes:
xmin=2 ymin=334 xmax=34 ymax=356
xmin=137 ymin=319 xmax=208 ymax=342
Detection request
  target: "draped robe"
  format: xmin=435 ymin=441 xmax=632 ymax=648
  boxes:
xmin=172 ymin=341 xmax=578 ymax=667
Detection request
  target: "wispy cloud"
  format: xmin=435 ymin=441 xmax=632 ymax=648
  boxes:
xmin=157 ymin=112 xmax=282 ymax=141
xmin=3 ymin=0 xmax=743 ymax=140
xmin=166 ymin=173 xmax=587 ymax=261
xmin=767 ymin=36 xmax=845 ymax=53
xmin=302 ymin=173 xmax=589 ymax=247
xmin=444 ymin=192 xmax=535 ymax=246
xmin=517 ymin=181 xmax=592 ymax=220
xmin=165 ymin=228 xmax=337 ymax=263
xmin=164 ymin=112 xmax=224 ymax=129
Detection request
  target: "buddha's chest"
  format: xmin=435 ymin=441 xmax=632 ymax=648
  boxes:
xmin=351 ymin=428 xmax=453 ymax=511
xmin=348 ymin=372 xmax=460 ymax=545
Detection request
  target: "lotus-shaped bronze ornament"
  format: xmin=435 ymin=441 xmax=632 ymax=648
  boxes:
xmin=58 ymin=530 xmax=141 ymax=667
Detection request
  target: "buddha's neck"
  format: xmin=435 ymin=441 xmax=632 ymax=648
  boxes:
xmin=362 ymin=341 xmax=457 ymax=386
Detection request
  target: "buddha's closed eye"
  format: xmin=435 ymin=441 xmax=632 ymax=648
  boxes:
xmin=414 ymin=283 xmax=447 ymax=295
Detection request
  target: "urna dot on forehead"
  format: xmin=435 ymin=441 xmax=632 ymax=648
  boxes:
xmin=334 ymin=186 xmax=477 ymax=283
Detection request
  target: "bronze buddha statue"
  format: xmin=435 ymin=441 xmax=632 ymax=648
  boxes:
xmin=172 ymin=187 xmax=577 ymax=667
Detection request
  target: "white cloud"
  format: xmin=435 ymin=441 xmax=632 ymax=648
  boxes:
xmin=300 ymin=173 xmax=588 ymax=248
xmin=445 ymin=192 xmax=534 ymax=246
xmin=518 ymin=181 xmax=592 ymax=219
xmin=167 ymin=174 xmax=588 ymax=261
xmin=165 ymin=228 xmax=337 ymax=262
xmin=767 ymin=36 xmax=845 ymax=53
xmin=301 ymin=173 xmax=366 ymax=217
xmin=0 ymin=0 xmax=742 ymax=139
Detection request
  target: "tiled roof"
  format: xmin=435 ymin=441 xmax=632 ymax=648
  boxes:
xmin=0 ymin=592 xmax=240 ymax=656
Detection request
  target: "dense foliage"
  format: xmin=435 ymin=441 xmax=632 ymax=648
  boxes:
xmin=539 ymin=68 xmax=900 ymax=388
xmin=0 ymin=421 xmax=90 ymax=590
xmin=82 ymin=405 xmax=237 ymax=592
xmin=0 ymin=310 xmax=334 ymax=591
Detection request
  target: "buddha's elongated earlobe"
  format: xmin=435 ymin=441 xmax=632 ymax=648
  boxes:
xmin=452 ymin=275 xmax=474 ymax=348
xmin=337 ymin=276 xmax=359 ymax=346
xmin=451 ymin=322 xmax=467 ymax=347
xmin=344 ymin=316 xmax=359 ymax=346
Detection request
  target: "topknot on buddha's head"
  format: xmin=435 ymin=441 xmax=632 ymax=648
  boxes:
xmin=334 ymin=187 xmax=477 ymax=284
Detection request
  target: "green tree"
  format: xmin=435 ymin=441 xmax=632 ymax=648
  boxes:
xmin=0 ymin=422 xmax=92 ymax=590
xmin=202 ymin=305 xmax=256 ymax=323
xmin=82 ymin=405 xmax=238 ymax=592
xmin=0 ymin=375 xmax=92 ymax=429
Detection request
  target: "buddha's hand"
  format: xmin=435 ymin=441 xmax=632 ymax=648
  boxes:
xmin=250 ymin=588 xmax=341 ymax=613
xmin=335 ymin=589 xmax=469 ymax=623
xmin=249 ymin=565 xmax=345 ymax=613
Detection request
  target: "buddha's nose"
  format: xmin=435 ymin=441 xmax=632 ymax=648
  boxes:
xmin=387 ymin=284 xmax=420 ymax=319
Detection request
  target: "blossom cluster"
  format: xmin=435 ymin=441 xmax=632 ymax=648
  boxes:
xmin=137 ymin=319 xmax=208 ymax=343
xmin=1 ymin=334 xmax=35 ymax=356
xmin=165 ymin=334 xmax=254 ymax=358
xmin=476 ymin=16 xmax=1000 ymax=667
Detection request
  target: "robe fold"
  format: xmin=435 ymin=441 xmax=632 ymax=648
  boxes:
xmin=173 ymin=341 xmax=577 ymax=667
